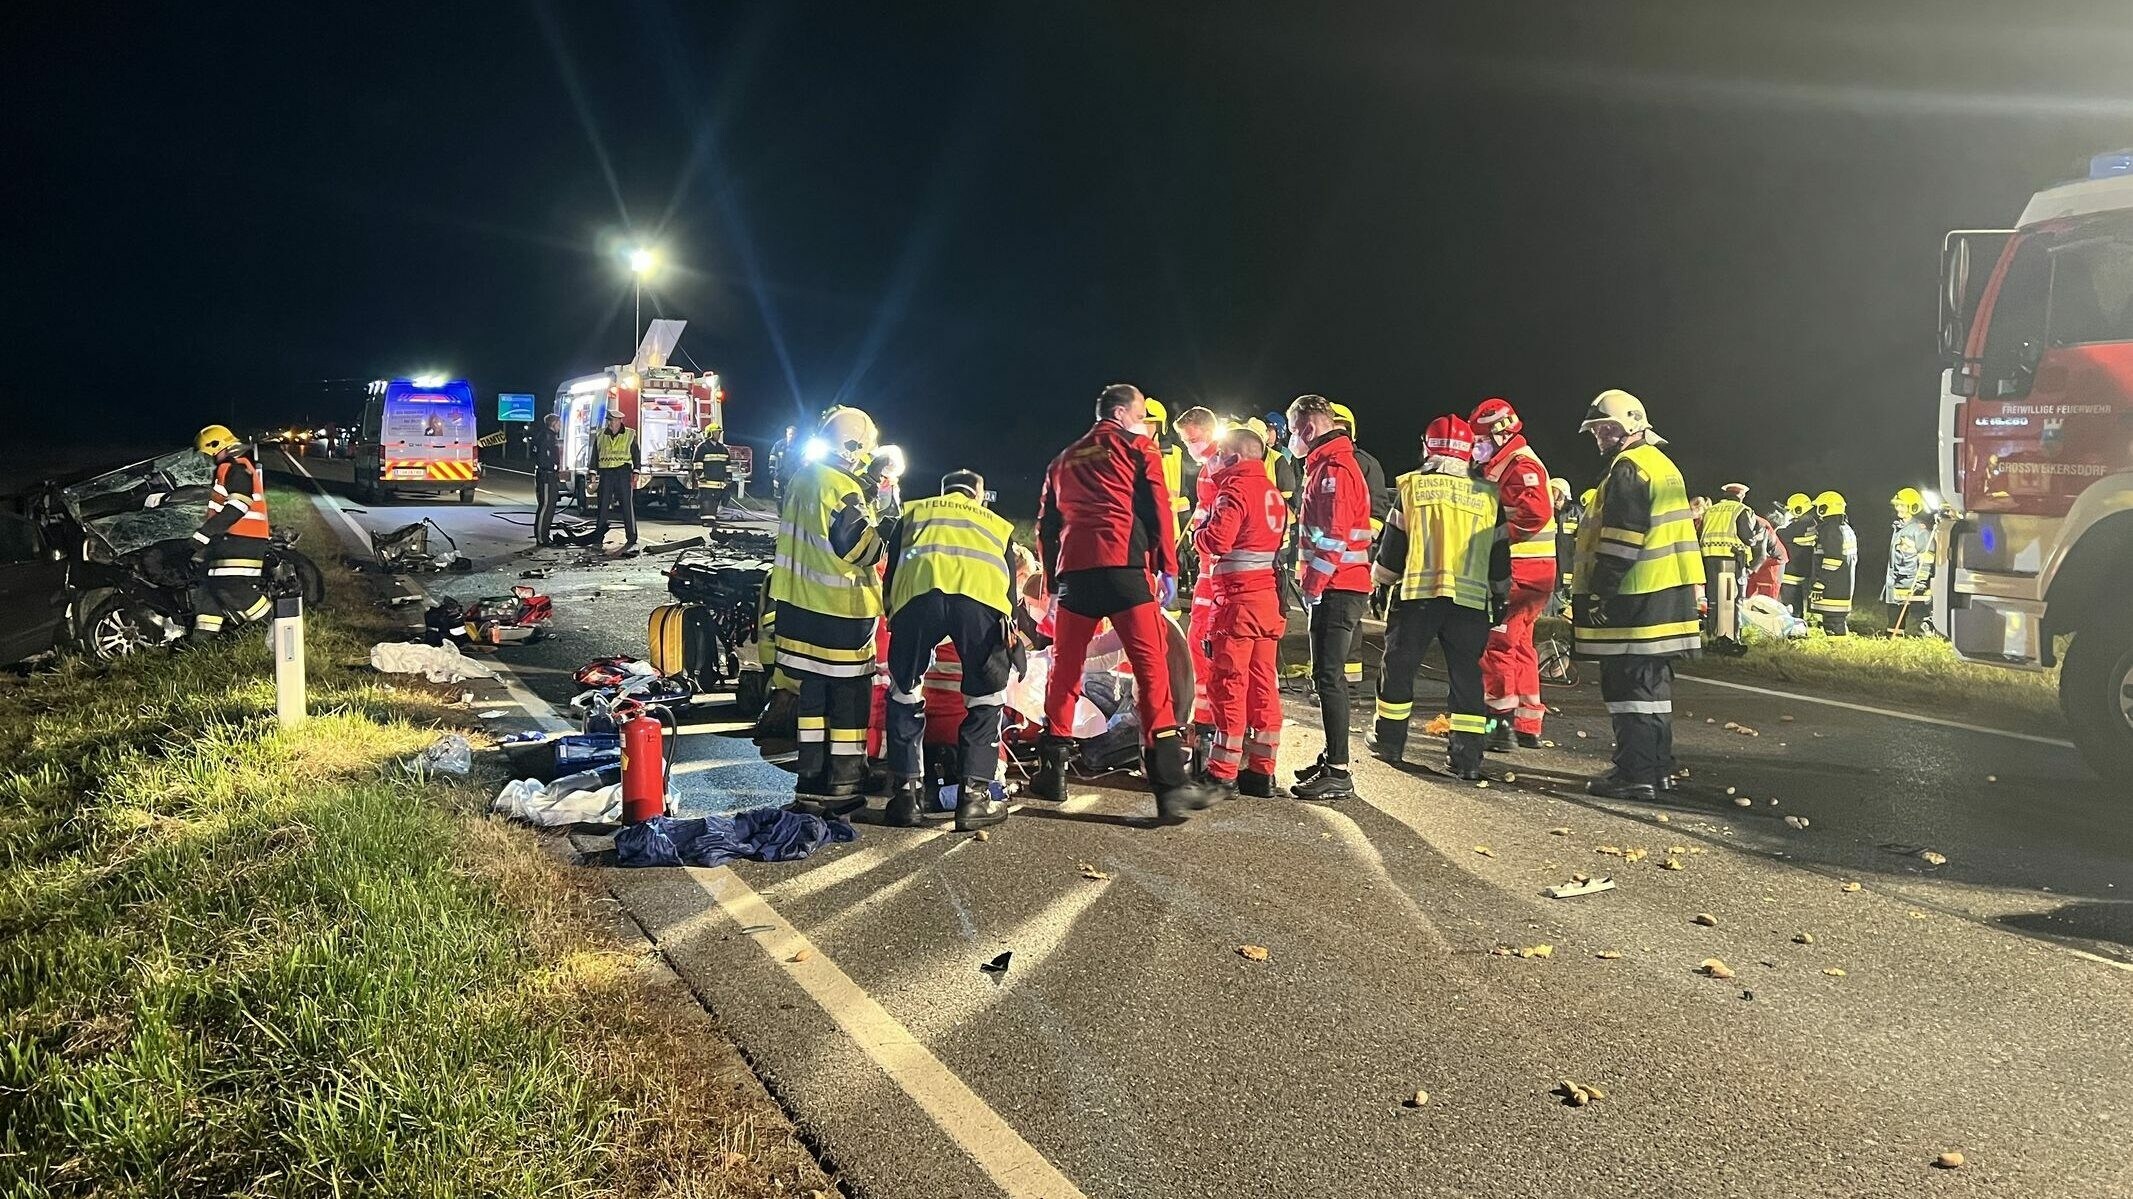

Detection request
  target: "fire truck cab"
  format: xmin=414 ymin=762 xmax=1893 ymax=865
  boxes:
xmin=1937 ymin=149 xmax=2133 ymax=774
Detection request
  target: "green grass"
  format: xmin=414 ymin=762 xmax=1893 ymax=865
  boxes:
xmin=0 ymin=490 xmax=827 ymax=1197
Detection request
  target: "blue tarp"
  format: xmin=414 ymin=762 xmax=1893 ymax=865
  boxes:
xmin=613 ymin=807 xmax=858 ymax=869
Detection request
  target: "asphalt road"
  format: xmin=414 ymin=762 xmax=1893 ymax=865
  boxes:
xmin=280 ymin=450 xmax=2133 ymax=1198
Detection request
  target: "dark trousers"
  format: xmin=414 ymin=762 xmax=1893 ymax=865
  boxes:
xmin=533 ymin=470 xmax=560 ymax=544
xmin=1374 ymin=597 xmax=1490 ymax=770
xmin=1600 ymin=656 xmax=1676 ymax=785
xmin=591 ymin=466 xmax=637 ymax=545
xmin=886 ymin=592 xmax=1010 ymax=786
xmin=1308 ymin=589 xmax=1368 ymax=766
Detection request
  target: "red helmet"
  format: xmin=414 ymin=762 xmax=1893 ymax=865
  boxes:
xmin=1469 ymin=397 xmax=1521 ymax=435
xmin=1423 ymin=415 xmax=1477 ymax=463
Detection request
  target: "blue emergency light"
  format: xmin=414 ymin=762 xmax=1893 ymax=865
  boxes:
xmin=2090 ymin=150 xmax=2133 ymax=179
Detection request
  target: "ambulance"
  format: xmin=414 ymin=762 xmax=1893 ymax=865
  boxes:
xmin=352 ymin=377 xmax=481 ymax=503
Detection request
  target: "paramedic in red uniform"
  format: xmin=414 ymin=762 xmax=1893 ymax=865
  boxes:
xmin=1170 ymin=404 xmax=1224 ymax=770
xmin=1469 ymin=398 xmax=1558 ymax=751
xmin=1288 ymin=394 xmax=1375 ymax=801
xmin=1193 ymin=420 xmax=1290 ymax=799
xmin=1033 ymin=383 xmax=1216 ymax=819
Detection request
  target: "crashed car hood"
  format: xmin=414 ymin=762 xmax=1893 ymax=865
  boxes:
xmin=60 ymin=448 xmax=217 ymax=558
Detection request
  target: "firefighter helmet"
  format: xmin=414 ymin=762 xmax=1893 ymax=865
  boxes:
xmin=817 ymin=406 xmax=879 ymax=457
xmin=1328 ymin=401 xmax=1357 ymax=434
xmin=1578 ymin=389 xmax=1666 ymax=446
xmin=867 ymin=443 xmax=906 ymax=481
xmin=1223 ymin=419 xmax=1268 ymax=457
xmin=1891 ymin=486 xmax=1925 ymax=517
xmin=1548 ymin=476 xmax=1573 ymax=507
xmin=1469 ymin=397 xmax=1521 ymax=435
xmin=1814 ymin=490 xmax=1848 ymax=518
xmin=1143 ymin=396 xmax=1168 ymax=427
xmin=195 ymin=424 xmax=241 ymax=457
xmin=942 ymin=469 xmax=985 ymax=499
xmin=1785 ymin=492 xmax=1813 ymax=516
xmin=1422 ymin=415 xmax=1476 ymax=464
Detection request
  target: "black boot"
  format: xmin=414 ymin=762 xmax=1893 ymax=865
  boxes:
xmin=1447 ymin=732 xmax=1487 ymax=781
xmin=1031 ymin=735 xmax=1071 ymax=803
xmin=1190 ymin=724 xmax=1215 ymax=780
xmin=1147 ymin=735 xmax=1217 ymax=820
xmin=1367 ymin=720 xmax=1406 ymax=766
xmin=954 ymin=778 xmax=1008 ymax=831
xmin=1485 ymin=722 xmax=1515 ymax=754
xmin=1515 ymin=731 xmax=1544 ymax=749
xmin=1238 ymin=769 xmax=1287 ymax=799
xmin=1584 ymin=771 xmax=1657 ymax=801
xmin=885 ymin=779 xmax=925 ymax=828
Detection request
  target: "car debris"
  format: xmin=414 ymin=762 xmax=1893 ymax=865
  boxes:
xmin=1692 ymin=912 xmax=1719 ymax=927
xmin=1793 ymin=932 xmax=1815 ymax=945
xmin=981 ymin=951 xmax=1011 ymax=974
xmin=1555 ymin=1079 xmax=1607 ymax=1107
xmin=1402 ymin=1090 xmax=1430 ymax=1108
xmin=1542 ymin=877 xmax=1615 ymax=899
xmin=1698 ymin=958 xmax=1736 ymax=979
xmin=1237 ymin=944 xmax=1271 ymax=962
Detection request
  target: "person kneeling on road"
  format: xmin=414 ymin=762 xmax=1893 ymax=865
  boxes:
xmin=189 ymin=424 xmax=274 ymax=638
xmin=881 ymin=470 xmax=1018 ymax=832
xmin=1368 ymin=416 xmax=1508 ymax=781
xmin=1193 ymin=421 xmax=1290 ymax=799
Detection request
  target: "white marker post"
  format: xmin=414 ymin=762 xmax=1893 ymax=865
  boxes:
xmin=272 ymin=592 xmax=307 ymax=727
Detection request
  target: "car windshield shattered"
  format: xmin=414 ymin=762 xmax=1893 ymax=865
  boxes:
xmin=59 ymin=448 xmax=217 ymax=557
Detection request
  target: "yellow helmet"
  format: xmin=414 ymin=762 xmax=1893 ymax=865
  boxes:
xmin=1785 ymin=492 xmax=1813 ymax=516
xmin=817 ymin=406 xmax=879 ymax=458
xmin=1142 ymin=396 xmax=1167 ymax=426
xmin=1328 ymin=402 xmax=1357 ymax=435
xmin=1891 ymin=487 xmax=1924 ymax=517
xmin=195 ymin=424 xmax=241 ymax=456
xmin=1813 ymin=490 xmax=1847 ymax=518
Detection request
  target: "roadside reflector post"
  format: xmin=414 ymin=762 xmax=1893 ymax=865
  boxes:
xmin=273 ymin=592 xmax=307 ymax=727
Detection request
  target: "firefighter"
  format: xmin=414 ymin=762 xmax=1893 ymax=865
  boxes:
xmin=1328 ymin=402 xmax=1386 ymax=691
xmin=1809 ymin=490 xmax=1857 ymax=635
xmin=1172 ymin=405 xmax=1224 ymax=766
xmin=694 ymin=430 xmax=734 ymax=526
xmin=1697 ymin=482 xmax=1758 ymax=648
xmin=189 ymin=424 xmax=273 ymax=637
xmin=1884 ymin=487 xmax=1937 ymax=634
xmin=1550 ymin=479 xmax=1584 ymax=617
xmin=1193 ymin=421 xmax=1289 ymax=798
xmin=1370 ymin=416 xmax=1509 ymax=779
xmin=1144 ymin=396 xmax=1190 ymax=554
xmin=767 ymin=425 xmax=797 ymax=504
xmin=531 ymin=412 xmax=563 ymax=545
xmin=1571 ymin=390 xmax=1704 ymax=801
xmin=1744 ymin=491 xmax=1788 ymax=602
xmin=1033 ymin=383 xmax=1216 ymax=819
xmin=771 ymin=406 xmax=887 ymax=814
xmin=1469 ymin=397 xmax=1557 ymax=750
xmin=881 ymin=470 xmax=1017 ymax=831
xmin=1288 ymin=394 xmax=1375 ymax=800
xmin=589 ymin=409 xmax=640 ymax=551
xmin=1776 ymin=492 xmax=1818 ymax=617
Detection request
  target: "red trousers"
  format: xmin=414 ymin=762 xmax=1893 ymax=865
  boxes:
xmin=1480 ymin=582 xmax=1550 ymax=735
xmin=1746 ymin=558 xmax=1783 ymax=601
xmin=1047 ymin=601 xmax=1177 ymax=746
xmin=1187 ymin=592 xmax=1215 ymax=726
xmin=1205 ymin=590 xmax=1283 ymax=781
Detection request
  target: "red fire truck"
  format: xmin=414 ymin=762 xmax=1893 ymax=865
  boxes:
xmin=1937 ymin=149 xmax=2133 ymax=774
xmin=554 ymin=320 xmax=726 ymax=514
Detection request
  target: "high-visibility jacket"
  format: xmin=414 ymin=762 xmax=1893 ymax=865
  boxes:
xmin=1572 ymin=441 xmax=1703 ymax=658
xmin=1160 ymin=442 xmax=1189 ymax=537
xmin=1778 ymin=512 xmax=1818 ymax=590
xmin=771 ymin=459 xmax=884 ymax=619
xmin=1298 ymin=430 xmax=1373 ymax=598
xmin=1699 ymin=497 xmax=1754 ymax=566
xmin=1555 ymin=496 xmax=1583 ymax=592
xmin=594 ymin=426 xmax=638 ymax=469
xmin=1883 ymin=514 xmax=1936 ymax=604
xmin=1372 ymin=466 xmax=1506 ymax=610
xmin=1811 ymin=516 xmax=1858 ymax=614
xmin=1265 ymin=450 xmax=1297 ymax=505
xmin=1478 ymin=435 xmax=1557 ymax=589
xmin=1037 ymin=420 xmax=1177 ymax=587
xmin=195 ymin=455 xmax=271 ymax=547
xmin=885 ymin=492 xmax=1016 ymax=617
xmin=1192 ymin=456 xmax=1287 ymax=601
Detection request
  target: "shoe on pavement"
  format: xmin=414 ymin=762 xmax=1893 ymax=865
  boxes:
xmin=1446 ymin=762 xmax=1486 ymax=781
xmin=885 ymin=780 xmax=925 ymax=829
xmin=1485 ymin=723 xmax=1515 ymax=754
xmin=1293 ymin=754 xmax=1331 ymax=787
xmin=1585 ymin=775 xmax=1657 ymax=801
xmin=1515 ymin=731 xmax=1544 ymax=749
xmin=1202 ymin=776 xmax=1239 ymax=805
xmin=1031 ymin=737 xmax=1071 ymax=802
xmin=954 ymin=780 xmax=1009 ymax=831
xmin=1154 ymin=779 xmax=1220 ymax=820
xmin=1292 ymin=767 xmax=1356 ymax=801
xmin=1237 ymin=769 xmax=1288 ymax=799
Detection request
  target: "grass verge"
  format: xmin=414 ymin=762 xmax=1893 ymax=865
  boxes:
xmin=1 ymin=488 xmax=829 ymax=1197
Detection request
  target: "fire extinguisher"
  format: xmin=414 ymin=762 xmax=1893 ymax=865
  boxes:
xmin=620 ymin=704 xmax=676 ymax=824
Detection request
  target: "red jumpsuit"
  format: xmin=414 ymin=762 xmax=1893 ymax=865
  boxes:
xmin=1036 ymin=419 xmax=1180 ymax=748
xmin=1194 ymin=456 xmax=1288 ymax=781
xmin=1746 ymin=512 xmax=1787 ymax=600
xmin=1476 ymin=436 xmax=1558 ymax=737
xmin=1185 ymin=465 xmax=1221 ymax=728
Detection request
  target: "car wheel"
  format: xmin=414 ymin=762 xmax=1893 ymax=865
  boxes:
xmin=460 ymin=487 xmax=476 ymax=503
xmin=2061 ymin=603 xmax=2133 ymax=778
xmin=84 ymin=596 xmax=166 ymax=662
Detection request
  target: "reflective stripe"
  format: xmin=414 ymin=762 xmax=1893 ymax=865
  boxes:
xmin=828 ymin=741 xmax=866 ymax=756
xmin=1577 ymin=633 xmax=1702 ymax=656
xmin=1605 ymin=700 xmax=1673 ymax=714
xmin=1376 ymin=699 xmax=1414 ymax=721
xmin=890 ymin=686 xmax=925 ymax=705
xmin=770 ymin=462 xmax=883 ymax=619
xmin=1343 ymin=662 xmax=1363 ymax=681
xmin=827 ymin=728 xmax=868 ymax=742
xmin=887 ymin=493 xmax=1015 ymax=617
xmin=1209 ymin=549 xmax=1279 ymax=573
xmin=1449 ymin=713 xmax=1490 ymax=734
xmin=239 ymin=597 xmax=272 ymax=621
xmin=776 ymin=635 xmax=875 ymax=664
xmin=775 ymin=650 xmax=876 ymax=678
xmin=965 ymin=689 xmax=1008 ymax=708
xmin=207 ymin=566 xmax=264 ymax=578
xmin=208 ymin=558 xmax=266 ymax=568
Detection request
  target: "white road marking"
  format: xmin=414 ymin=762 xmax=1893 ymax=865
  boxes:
xmin=1674 ymin=674 xmax=2076 ymax=750
xmin=2066 ymin=948 xmax=2133 ymax=973
xmin=690 ymin=866 xmax=1090 ymax=1199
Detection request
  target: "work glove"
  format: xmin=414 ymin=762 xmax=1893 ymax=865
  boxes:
xmin=1489 ymin=592 xmax=1509 ymax=628
xmin=1583 ymin=594 xmax=1609 ymax=627
xmin=1156 ymin=571 xmax=1178 ymax=609
xmin=1369 ymin=584 xmax=1392 ymax=620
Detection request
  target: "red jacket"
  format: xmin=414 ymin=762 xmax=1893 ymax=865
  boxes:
xmin=1038 ymin=420 xmax=1177 ymax=589
xmin=1193 ymin=456 xmax=1286 ymax=601
xmin=1479 ymin=433 xmax=1558 ymax=590
xmin=1297 ymin=430 xmax=1373 ymax=598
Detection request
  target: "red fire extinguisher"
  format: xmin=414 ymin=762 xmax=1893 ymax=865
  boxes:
xmin=620 ymin=705 xmax=675 ymax=824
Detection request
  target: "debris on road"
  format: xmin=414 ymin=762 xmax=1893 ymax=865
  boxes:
xmin=1595 ymin=950 xmax=1623 ymax=960
xmin=1920 ymin=850 xmax=1949 ymax=866
xmin=1555 ymin=1079 xmax=1607 ymax=1107
xmin=1623 ymin=848 xmax=1648 ymax=863
xmin=1733 ymin=796 xmax=1754 ymax=807
xmin=1654 ymin=813 xmax=1670 ymax=823
xmin=1238 ymin=944 xmax=1271 ymax=962
xmin=1078 ymin=861 xmax=1109 ymax=880
xmin=1722 ymin=721 xmax=1761 ymax=736
xmin=1780 ymin=714 xmax=1795 ymax=722
xmin=1692 ymin=912 xmax=1719 ymax=927
xmin=1596 ymin=845 xmax=1624 ymax=856
xmin=1986 ymin=774 xmax=1998 ymax=784
xmin=369 ymin=639 xmax=495 ymax=683
xmin=403 ymin=733 xmax=472 ymax=777
xmin=1473 ymin=844 xmax=1496 ymax=857
xmin=1824 ymin=967 xmax=1848 ymax=977
xmin=973 ymin=829 xmax=992 ymax=842
xmin=1660 ymin=857 xmax=1684 ymax=871
xmin=1519 ymin=944 xmax=1554 ymax=958
xmin=1841 ymin=881 xmax=1863 ymax=893
xmin=1726 ymin=786 xmax=1738 ymax=795
xmin=1936 ymin=1152 xmax=1966 ymax=1170
xmin=982 ymin=951 xmax=1012 ymax=975
xmin=1424 ymin=714 xmax=1452 ymax=735
xmin=1549 ymin=827 xmax=1571 ymax=836
xmin=1699 ymin=958 xmax=1736 ymax=979
xmin=1575 ymin=730 xmax=1590 ymax=739
xmin=790 ymin=948 xmax=814 ymax=964
xmin=1403 ymin=1090 xmax=1430 ymax=1108
xmin=1784 ymin=815 xmax=1811 ymax=830
xmin=1793 ymin=932 xmax=1816 ymax=945
xmin=1543 ymin=877 xmax=1615 ymax=899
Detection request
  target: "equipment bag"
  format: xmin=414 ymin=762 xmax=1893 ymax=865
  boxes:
xmin=648 ymin=602 xmax=718 ymax=684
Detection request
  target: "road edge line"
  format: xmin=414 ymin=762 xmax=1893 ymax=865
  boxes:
xmin=1675 ymin=673 xmax=2075 ymax=749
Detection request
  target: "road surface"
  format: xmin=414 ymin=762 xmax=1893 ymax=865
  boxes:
xmin=279 ymin=450 xmax=2133 ymax=1198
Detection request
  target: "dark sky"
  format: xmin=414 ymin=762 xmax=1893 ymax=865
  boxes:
xmin=8 ymin=1 xmax=2133 ymax=523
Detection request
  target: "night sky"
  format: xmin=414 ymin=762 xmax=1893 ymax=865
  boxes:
xmin=9 ymin=2 xmax=2133 ymax=530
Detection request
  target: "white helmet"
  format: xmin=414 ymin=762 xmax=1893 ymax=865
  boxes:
xmin=818 ymin=406 xmax=880 ymax=458
xmin=1578 ymin=389 xmax=1666 ymax=446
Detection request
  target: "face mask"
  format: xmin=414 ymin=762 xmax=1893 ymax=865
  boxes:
xmin=1472 ymin=437 xmax=1499 ymax=466
xmin=1289 ymin=432 xmax=1308 ymax=457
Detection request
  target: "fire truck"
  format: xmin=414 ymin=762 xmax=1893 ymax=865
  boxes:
xmin=554 ymin=319 xmax=727 ymax=514
xmin=1936 ymin=149 xmax=2133 ymax=774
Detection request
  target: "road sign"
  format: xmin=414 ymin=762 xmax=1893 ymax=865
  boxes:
xmin=498 ymin=392 xmax=536 ymax=422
